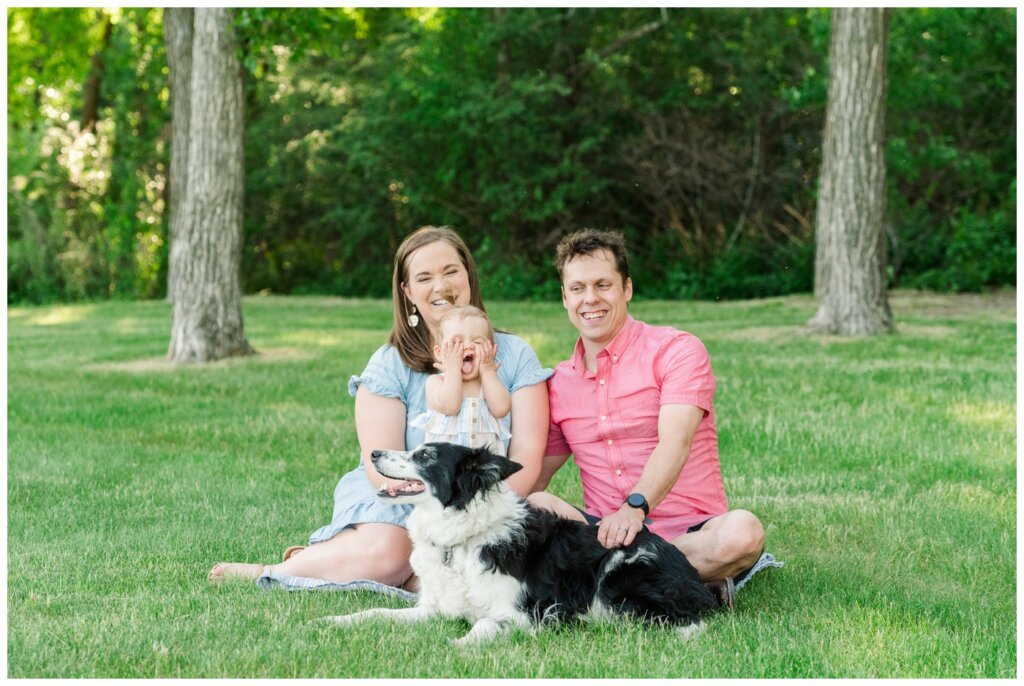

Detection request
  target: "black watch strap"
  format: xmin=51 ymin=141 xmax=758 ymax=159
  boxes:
xmin=626 ymin=492 xmax=650 ymax=516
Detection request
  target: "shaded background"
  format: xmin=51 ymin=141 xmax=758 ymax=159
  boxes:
xmin=7 ymin=7 xmax=1016 ymax=304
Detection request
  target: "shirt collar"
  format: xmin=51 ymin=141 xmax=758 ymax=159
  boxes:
xmin=570 ymin=315 xmax=640 ymax=373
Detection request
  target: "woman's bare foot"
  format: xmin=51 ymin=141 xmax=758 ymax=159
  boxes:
xmin=207 ymin=562 xmax=266 ymax=584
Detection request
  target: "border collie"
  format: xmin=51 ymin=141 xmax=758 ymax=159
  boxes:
xmin=320 ymin=442 xmax=718 ymax=645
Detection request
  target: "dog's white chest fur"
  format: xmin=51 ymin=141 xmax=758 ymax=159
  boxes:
xmin=406 ymin=488 xmax=527 ymax=623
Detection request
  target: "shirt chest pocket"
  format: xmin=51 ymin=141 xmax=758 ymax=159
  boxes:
xmin=610 ymin=389 xmax=659 ymax=411
xmin=611 ymin=387 xmax=661 ymax=437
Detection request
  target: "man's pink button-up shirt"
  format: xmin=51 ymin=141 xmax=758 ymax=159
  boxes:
xmin=545 ymin=316 xmax=728 ymax=540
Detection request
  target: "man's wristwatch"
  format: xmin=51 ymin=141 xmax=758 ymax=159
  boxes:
xmin=625 ymin=493 xmax=650 ymax=516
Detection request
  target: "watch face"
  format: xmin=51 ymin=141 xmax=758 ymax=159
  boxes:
xmin=627 ymin=493 xmax=646 ymax=509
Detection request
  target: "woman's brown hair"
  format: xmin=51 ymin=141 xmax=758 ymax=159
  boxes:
xmin=387 ymin=226 xmax=486 ymax=373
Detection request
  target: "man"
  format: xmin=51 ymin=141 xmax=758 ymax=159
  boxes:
xmin=529 ymin=229 xmax=766 ymax=608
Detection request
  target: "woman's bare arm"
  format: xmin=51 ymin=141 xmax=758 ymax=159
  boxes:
xmin=503 ymin=381 xmax=549 ymax=496
xmin=354 ymin=385 xmax=408 ymax=487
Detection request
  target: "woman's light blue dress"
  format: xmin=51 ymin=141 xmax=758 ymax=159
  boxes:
xmin=257 ymin=331 xmax=553 ymax=596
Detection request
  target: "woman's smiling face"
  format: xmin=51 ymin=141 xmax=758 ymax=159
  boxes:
xmin=401 ymin=240 xmax=472 ymax=334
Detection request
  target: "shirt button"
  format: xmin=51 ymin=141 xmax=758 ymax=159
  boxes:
xmin=600 ymin=416 xmax=606 ymax=421
xmin=599 ymin=379 xmax=605 ymax=386
xmin=613 ymin=355 xmax=618 ymax=362
xmin=471 ymin=417 xmax=477 ymax=423
xmin=607 ymin=439 xmax=613 ymax=445
xmin=615 ymin=469 xmax=622 ymax=476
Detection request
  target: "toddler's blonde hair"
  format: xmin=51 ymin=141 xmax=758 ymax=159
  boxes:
xmin=436 ymin=305 xmax=495 ymax=343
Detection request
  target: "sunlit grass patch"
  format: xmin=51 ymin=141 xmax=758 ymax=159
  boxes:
xmin=21 ymin=304 xmax=97 ymax=326
xmin=948 ymin=400 xmax=1016 ymax=430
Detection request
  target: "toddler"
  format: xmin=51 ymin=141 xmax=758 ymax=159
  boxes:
xmin=410 ymin=305 xmax=511 ymax=455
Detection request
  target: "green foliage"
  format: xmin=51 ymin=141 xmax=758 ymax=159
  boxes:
xmin=7 ymin=8 xmax=168 ymax=303
xmin=6 ymin=8 xmax=109 ymax=123
xmin=7 ymin=293 xmax=1016 ymax=676
xmin=885 ymin=8 xmax=1016 ymax=294
xmin=6 ymin=8 xmax=1016 ymax=303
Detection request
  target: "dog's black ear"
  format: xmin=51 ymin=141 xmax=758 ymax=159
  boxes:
xmin=474 ymin=447 xmax=522 ymax=483
xmin=449 ymin=446 xmax=521 ymax=509
xmin=499 ymin=458 xmax=523 ymax=481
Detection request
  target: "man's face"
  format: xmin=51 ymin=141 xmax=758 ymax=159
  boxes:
xmin=561 ymin=249 xmax=633 ymax=350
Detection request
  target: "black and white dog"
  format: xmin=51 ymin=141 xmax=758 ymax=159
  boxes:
xmin=321 ymin=442 xmax=718 ymax=645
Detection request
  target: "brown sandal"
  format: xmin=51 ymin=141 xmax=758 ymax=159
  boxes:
xmin=282 ymin=545 xmax=306 ymax=562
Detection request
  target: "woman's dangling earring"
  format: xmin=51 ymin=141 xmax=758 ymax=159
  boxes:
xmin=407 ymin=305 xmax=419 ymax=328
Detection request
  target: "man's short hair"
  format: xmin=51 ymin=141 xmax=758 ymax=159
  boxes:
xmin=554 ymin=228 xmax=631 ymax=285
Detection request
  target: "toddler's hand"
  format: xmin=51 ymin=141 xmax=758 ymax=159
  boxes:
xmin=434 ymin=336 xmax=465 ymax=374
xmin=478 ymin=340 xmax=500 ymax=375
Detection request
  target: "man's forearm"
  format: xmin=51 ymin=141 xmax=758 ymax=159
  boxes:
xmin=627 ymin=403 xmax=704 ymax=512
xmin=630 ymin=441 xmax=692 ymax=511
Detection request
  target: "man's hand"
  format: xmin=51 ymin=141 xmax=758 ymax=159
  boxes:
xmin=597 ymin=504 xmax=646 ymax=548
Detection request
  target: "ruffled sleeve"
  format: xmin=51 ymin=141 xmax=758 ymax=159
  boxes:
xmin=495 ymin=332 xmax=553 ymax=394
xmin=348 ymin=344 xmax=411 ymax=403
xmin=477 ymin=403 xmax=512 ymax=441
xmin=408 ymin=408 xmax=456 ymax=435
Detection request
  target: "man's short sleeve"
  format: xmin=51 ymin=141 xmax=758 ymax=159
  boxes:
xmin=347 ymin=344 xmax=410 ymax=403
xmin=495 ymin=332 xmax=554 ymax=394
xmin=656 ymin=333 xmax=715 ymax=414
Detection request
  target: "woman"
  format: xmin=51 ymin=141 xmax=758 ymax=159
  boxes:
xmin=208 ymin=226 xmax=552 ymax=591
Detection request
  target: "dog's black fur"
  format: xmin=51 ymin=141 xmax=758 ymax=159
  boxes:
xmin=372 ymin=442 xmax=718 ymax=632
xmin=481 ymin=491 xmax=716 ymax=625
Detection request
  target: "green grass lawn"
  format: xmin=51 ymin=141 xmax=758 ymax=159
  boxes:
xmin=7 ymin=290 xmax=1016 ymax=677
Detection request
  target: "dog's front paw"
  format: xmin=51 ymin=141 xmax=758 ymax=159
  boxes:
xmin=450 ymin=617 xmax=509 ymax=647
xmin=676 ymin=621 xmax=705 ymax=640
xmin=450 ymin=633 xmax=482 ymax=649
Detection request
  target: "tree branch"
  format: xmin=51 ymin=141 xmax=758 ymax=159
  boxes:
xmin=596 ymin=9 xmax=668 ymax=61
xmin=569 ymin=9 xmax=668 ymax=83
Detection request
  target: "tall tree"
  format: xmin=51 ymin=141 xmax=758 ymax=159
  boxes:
xmin=167 ymin=8 xmax=254 ymax=362
xmin=81 ymin=14 xmax=113 ymax=132
xmin=806 ymin=8 xmax=893 ymax=335
xmin=163 ymin=8 xmax=193 ymax=304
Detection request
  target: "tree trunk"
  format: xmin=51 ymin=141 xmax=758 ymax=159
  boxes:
xmin=168 ymin=8 xmax=254 ymax=363
xmin=163 ymin=7 xmax=193 ymax=304
xmin=806 ymin=8 xmax=893 ymax=336
xmin=81 ymin=15 xmax=114 ymax=132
